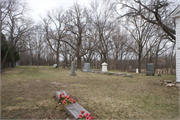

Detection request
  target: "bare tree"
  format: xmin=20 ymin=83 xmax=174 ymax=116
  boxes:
xmin=61 ymin=3 xmax=90 ymax=69
xmin=123 ymin=16 xmax=156 ymax=73
xmin=2 ymin=0 xmax=34 ymax=67
xmin=89 ymin=0 xmax=116 ymax=64
xmin=115 ymin=0 xmax=176 ymax=43
xmin=43 ymin=8 xmax=67 ymax=68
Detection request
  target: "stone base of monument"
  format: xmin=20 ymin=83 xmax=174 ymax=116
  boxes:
xmin=108 ymin=72 xmax=114 ymax=75
xmin=117 ymin=73 xmax=123 ymax=76
xmin=125 ymin=74 xmax=132 ymax=77
xmin=101 ymin=71 xmax=108 ymax=73
xmin=70 ymin=71 xmax=76 ymax=76
xmin=83 ymin=70 xmax=91 ymax=72
xmin=64 ymin=103 xmax=90 ymax=119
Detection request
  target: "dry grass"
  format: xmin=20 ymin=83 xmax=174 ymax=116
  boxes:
xmin=1 ymin=66 xmax=179 ymax=119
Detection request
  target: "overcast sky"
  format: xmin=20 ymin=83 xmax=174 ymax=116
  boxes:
xmin=27 ymin=0 xmax=94 ymax=22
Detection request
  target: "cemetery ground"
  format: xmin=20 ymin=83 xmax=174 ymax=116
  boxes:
xmin=1 ymin=66 xmax=179 ymax=119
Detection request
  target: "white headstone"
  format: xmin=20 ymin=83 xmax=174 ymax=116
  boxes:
xmin=136 ymin=68 xmax=138 ymax=73
xmin=101 ymin=62 xmax=108 ymax=73
xmin=53 ymin=64 xmax=57 ymax=67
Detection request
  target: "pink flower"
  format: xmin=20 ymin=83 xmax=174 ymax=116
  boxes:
xmin=81 ymin=111 xmax=85 ymax=114
xmin=84 ymin=113 xmax=90 ymax=118
xmin=65 ymin=95 xmax=70 ymax=99
xmin=78 ymin=114 xmax=83 ymax=118
xmin=62 ymin=99 xmax=66 ymax=104
xmin=62 ymin=93 xmax=64 ymax=95
xmin=86 ymin=116 xmax=89 ymax=120
xmin=69 ymin=98 xmax=73 ymax=102
xmin=73 ymin=100 xmax=76 ymax=103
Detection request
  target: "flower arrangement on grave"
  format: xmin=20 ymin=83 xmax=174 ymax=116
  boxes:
xmin=59 ymin=93 xmax=76 ymax=105
xmin=78 ymin=111 xmax=94 ymax=120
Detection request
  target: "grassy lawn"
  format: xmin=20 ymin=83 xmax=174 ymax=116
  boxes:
xmin=1 ymin=66 xmax=179 ymax=119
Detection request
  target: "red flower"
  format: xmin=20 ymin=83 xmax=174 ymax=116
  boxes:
xmin=62 ymin=99 xmax=66 ymax=104
xmin=81 ymin=111 xmax=85 ymax=114
xmin=69 ymin=98 xmax=73 ymax=102
xmin=84 ymin=112 xmax=90 ymax=118
xmin=59 ymin=94 xmax=62 ymax=99
xmin=90 ymin=116 xmax=94 ymax=119
xmin=78 ymin=114 xmax=83 ymax=118
xmin=73 ymin=100 xmax=76 ymax=103
xmin=62 ymin=93 xmax=64 ymax=95
xmin=65 ymin=95 xmax=70 ymax=99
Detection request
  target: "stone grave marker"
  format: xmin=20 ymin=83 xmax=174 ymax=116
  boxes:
xmin=146 ymin=63 xmax=154 ymax=76
xmin=108 ymin=72 xmax=114 ymax=75
xmin=53 ymin=64 xmax=57 ymax=67
xmin=126 ymin=74 xmax=132 ymax=77
xmin=67 ymin=64 xmax=70 ymax=69
xmin=9 ymin=62 xmax=11 ymax=68
xmin=65 ymin=103 xmax=90 ymax=119
xmin=158 ymin=74 xmax=161 ymax=76
xmin=54 ymin=90 xmax=68 ymax=102
xmin=70 ymin=61 xmax=76 ymax=76
xmin=83 ymin=63 xmax=91 ymax=72
xmin=117 ymin=73 xmax=123 ymax=76
xmin=101 ymin=62 xmax=108 ymax=73
xmin=129 ymin=66 xmax=132 ymax=72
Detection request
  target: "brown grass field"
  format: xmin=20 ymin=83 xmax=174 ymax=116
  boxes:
xmin=1 ymin=66 xmax=179 ymax=119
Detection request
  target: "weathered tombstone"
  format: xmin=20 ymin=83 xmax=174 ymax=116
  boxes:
xmin=65 ymin=103 xmax=90 ymax=119
xmin=108 ymin=72 xmax=114 ymax=75
xmin=83 ymin=63 xmax=91 ymax=72
xmin=53 ymin=64 xmax=57 ymax=67
xmin=158 ymin=74 xmax=161 ymax=76
xmin=129 ymin=66 xmax=132 ymax=72
xmin=70 ymin=61 xmax=76 ymax=76
xmin=136 ymin=68 xmax=138 ymax=73
xmin=146 ymin=63 xmax=154 ymax=76
xmin=67 ymin=64 xmax=70 ymax=69
xmin=91 ymin=71 xmax=94 ymax=73
xmin=101 ymin=62 xmax=108 ymax=73
xmin=54 ymin=90 xmax=68 ymax=102
xmin=9 ymin=62 xmax=11 ymax=68
xmin=16 ymin=63 xmax=18 ymax=66
xmin=117 ymin=73 xmax=123 ymax=76
xmin=126 ymin=74 xmax=132 ymax=77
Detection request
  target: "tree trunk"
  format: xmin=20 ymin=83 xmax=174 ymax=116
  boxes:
xmin=10 ymin=46 xmax=15 ymax=68
xmin=138 ymin=53 xmax=142 ymax=73
xmin=1 ymin=47 xmax=10 ymax=69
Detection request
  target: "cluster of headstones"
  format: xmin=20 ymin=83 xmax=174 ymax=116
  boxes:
xmin=54 ymin=90 xmax=91 ymax=119
xmin=69 ymin=62 xmax=132 ymax=77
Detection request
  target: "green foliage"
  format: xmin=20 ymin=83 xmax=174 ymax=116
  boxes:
xmin=1 ymin=33 xmax=12 ymax=61
xmin=14 ymin=52 xmax=20 ymax=61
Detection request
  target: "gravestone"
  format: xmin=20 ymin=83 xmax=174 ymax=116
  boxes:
xmin=136 ymin=68 xmax=138 ymax=73
xmin=146 ymin=63 xmax=154 ymax=76
xmin=54 ymin=90 xmax=68 ymax=102
xmin=108 ymin=72 xmax=114 ymax=75
xmin=101 ymin=62 xmax=108 ymax=73
xmin=83 ymin=63 xmax=91 ymax=72
xmin=67 ymin=64 xmax=70 ymax=69
xmin=65 ymin=103 xmax=90 ymax=119
xmin=9 ymin=62 xmax=11 ymax=68
xmin=126 ymin=74 xmax=132 ymax=77
xmin=70 ymin=61 xmax=76 ymax=76
xmin=158 ymin=74 xmax=161 ymax=76
xmin=117 ymin=73 xmax=123 ymax=76
xmin=53 ymin=64 xmax=57 ymax=67
xmin=129 ymin=66 xmax=132 ymax=72
xmin=16 ymin=63 xmax=18 ymax=66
